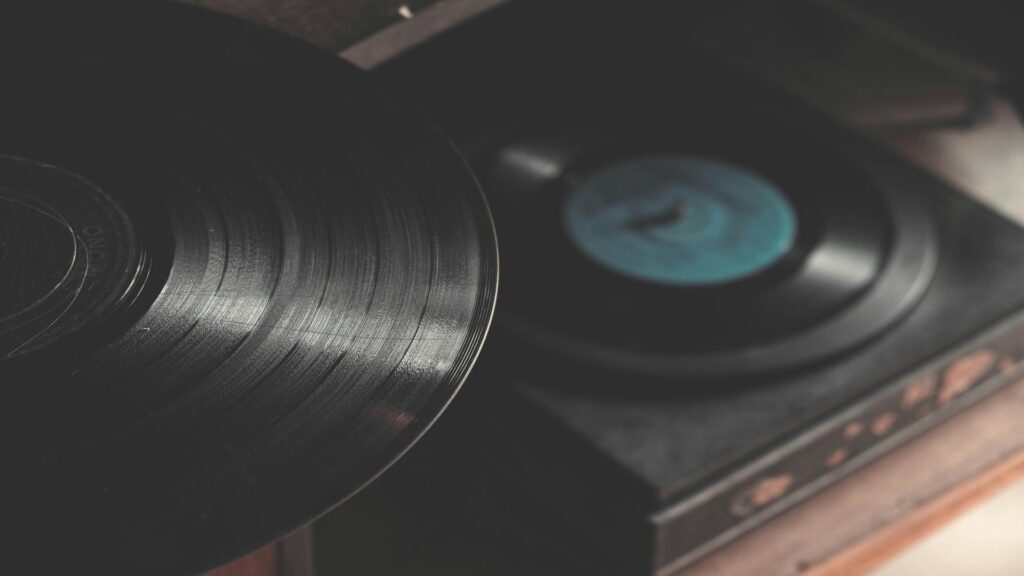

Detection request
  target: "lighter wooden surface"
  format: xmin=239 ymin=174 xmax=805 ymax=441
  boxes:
xmin=179 ymin=0 xmax=505 ymax=66
xmin=685 ymin=377 xmax=1024 ymax=576
xmin=807 ymin=451 xmax=1024 ymax=575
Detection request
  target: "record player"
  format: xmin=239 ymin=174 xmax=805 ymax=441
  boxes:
xmin=324 ymin=1 xmax=1024 ymax=574
xmin=5 ymin=1 xmax=1024 ymax=574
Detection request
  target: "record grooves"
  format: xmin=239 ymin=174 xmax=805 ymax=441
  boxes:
xmin=0 ymin=2 xmax=497 ymax=575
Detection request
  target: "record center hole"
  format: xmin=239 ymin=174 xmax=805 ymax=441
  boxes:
xmin=625 ymin=200 xmax=688 ymax=231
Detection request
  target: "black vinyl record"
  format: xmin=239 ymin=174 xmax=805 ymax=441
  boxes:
xmin=487 ymin=121 xmax=936 ymax=384
xmin=0 ymin=2 xmax=497 ymax=574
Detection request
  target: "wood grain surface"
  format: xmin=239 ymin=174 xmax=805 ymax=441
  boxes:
xmin=178 ymin=0 xmax=504 ymax=67
xmin=178 ymin=0 xmax=423 ymax=50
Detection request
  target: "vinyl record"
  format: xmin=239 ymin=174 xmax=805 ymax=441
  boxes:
xmin=0 ymin=2 xmax=497 ymax=574
xmin=486 ymin=122 xmax=936 ymax=384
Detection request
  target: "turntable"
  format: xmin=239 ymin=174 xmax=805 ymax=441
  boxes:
xmin=348 ymin=1 xmax=1024 ymax=574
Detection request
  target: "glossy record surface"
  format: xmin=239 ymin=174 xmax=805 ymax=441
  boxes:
xmin=0 ymin=2 xmax=496 ymax=574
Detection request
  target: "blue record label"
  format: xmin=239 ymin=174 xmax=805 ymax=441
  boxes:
xmin=564 ymin=156 xmax=797 ymax=286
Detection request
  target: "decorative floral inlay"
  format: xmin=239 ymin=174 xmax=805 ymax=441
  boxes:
xmin=871 ymin=412 xmax=897 ymax=436
xmin=843 ymin=421 xmax=863 ymax=440
xmin=939 ymin=349 xmax=995 ymax=406
xmin=730 ymin=474 xmax=795 ymax=517
xmin=825 ymin=448 xmax=848 ymax=469
xmin=901 ymin=373 xmax=937 ymax=410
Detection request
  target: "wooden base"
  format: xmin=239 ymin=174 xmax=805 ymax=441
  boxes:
xmin=686 ymin=376 xmax=1024 ymax=576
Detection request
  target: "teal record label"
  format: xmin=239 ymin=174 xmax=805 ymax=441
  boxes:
xmin=563 ymin=156 xmax=797 ymax=286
